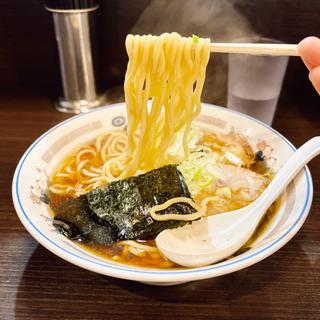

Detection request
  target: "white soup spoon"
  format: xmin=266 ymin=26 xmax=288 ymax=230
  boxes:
xmin=156 ymin=137 xmax=320 ymax=267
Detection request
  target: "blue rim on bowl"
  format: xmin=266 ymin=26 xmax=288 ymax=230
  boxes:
xmin=12 ymin=103 xmax=313 ymax=284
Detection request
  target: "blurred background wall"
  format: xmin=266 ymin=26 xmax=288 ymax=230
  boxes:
xmin=0 ymin=0 xmax=319 ymax=110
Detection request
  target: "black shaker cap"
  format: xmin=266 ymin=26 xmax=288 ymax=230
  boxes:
xmin=46 ymin=0 xmax=98 ymax=10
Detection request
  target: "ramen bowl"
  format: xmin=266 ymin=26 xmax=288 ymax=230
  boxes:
xmin=12 ymin=103 xmax=313 ymax=285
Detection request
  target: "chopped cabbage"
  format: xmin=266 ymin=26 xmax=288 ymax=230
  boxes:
xmin=178 ymin=151 xmax=218 ymax=196
xmin=167 ymin=126 xmax=203 ymax=162
xmin=171 ymin=127 xmax=248 ymax=197
xmin=224 ymin=151 xmax=243 ymax=166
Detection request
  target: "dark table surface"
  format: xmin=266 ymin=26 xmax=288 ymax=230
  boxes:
xmin=0 ymin=94 xmax=320 ymax=320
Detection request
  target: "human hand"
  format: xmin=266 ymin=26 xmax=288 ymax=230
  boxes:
xmin=298 ymin=36 xmax=320 ymax=95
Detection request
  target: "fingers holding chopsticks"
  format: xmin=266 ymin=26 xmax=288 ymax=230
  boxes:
xmin=298 ymin=36 xmax=320 ymax=95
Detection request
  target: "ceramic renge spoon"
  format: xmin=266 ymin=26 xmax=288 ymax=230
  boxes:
xmin=156 ymin=137 xmax=320 ymax=267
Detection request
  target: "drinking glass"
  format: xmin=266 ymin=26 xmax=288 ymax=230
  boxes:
xmin=227 ymin=37 xmax=289 ymax=126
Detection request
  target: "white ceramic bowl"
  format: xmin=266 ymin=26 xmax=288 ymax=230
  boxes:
xmin=12 ymin=103 xmax=313 ymax=285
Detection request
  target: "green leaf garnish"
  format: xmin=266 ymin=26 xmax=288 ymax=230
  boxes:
xmin=192 ymin=34 xmax=200 ymax=44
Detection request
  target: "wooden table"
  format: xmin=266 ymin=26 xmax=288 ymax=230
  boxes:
xmin=1 ymin=95 xmax=319 ymax=320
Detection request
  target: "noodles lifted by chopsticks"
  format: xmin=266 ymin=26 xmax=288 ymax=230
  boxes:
xmin=49 ymin=33 xmax=210 ymax=196
xmin=104 ymin=32 xmax=211 ymax=180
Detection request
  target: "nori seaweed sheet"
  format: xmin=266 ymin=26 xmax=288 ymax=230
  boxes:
xmin=51 ymin=196 xmax=117 ymax=245
xmin=52 ymin=164 xmax=195 ymax=245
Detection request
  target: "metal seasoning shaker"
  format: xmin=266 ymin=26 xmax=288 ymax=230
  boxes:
xmin=46 ymin=0 xmax=105 ymax=113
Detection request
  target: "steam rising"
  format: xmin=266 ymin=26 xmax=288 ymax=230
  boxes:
xmin=131 ymin=0 xmax=257 ymax=105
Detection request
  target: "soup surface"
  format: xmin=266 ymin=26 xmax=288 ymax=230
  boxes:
xmin=49 ymin=129 xmax=276 ymax=269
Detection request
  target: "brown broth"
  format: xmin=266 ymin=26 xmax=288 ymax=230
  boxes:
xmin=48 ymin=131 xmax=278 ymax=269
xmin=78 ymin=241 xmax=177 ymax=269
